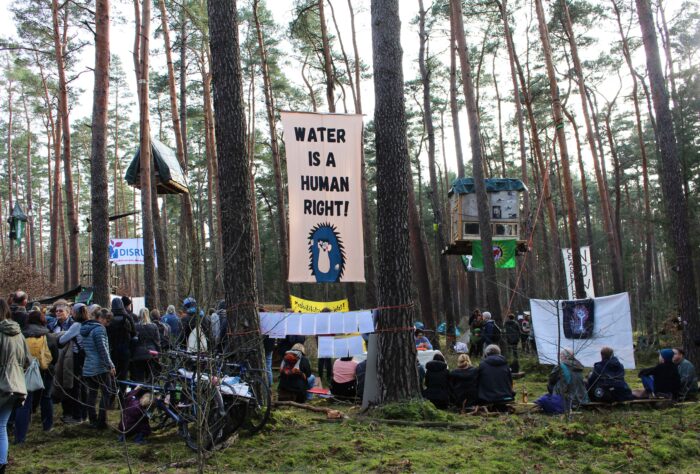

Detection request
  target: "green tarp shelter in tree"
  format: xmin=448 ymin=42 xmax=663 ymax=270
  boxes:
xmin=448 ymin=177 xmax=526 ymax=196
xmin=125 ymin=139 xmax=189 ymax=194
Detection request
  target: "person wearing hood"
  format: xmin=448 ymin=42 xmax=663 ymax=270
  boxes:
xmin=162 ymin=305 xmax=182 ymax=347
xmin=0 ymin=297 xmax=31 ymax=473
xmin=278 ymin=343 xmax=313 ymax=403
xmin=82 ymin=309 xmax=116 ymax=429
xmin=477 ymin=344 xmax=515 ymax=407
xmin=634 ymin=348 xmax=681 ymax=399
xmin=58 ymin=303 xmax=89 ymax=424
xmin=181 ymin=297 xmax=211 ymax=350
xmin=14 ymin=311 xmax=54 ymax=443
xmin=423 ymin=352 xmax=450 ymax=409
xmin=586 ymin=347 xmax=633 ymax=402
xmin=130 ymin=308 xmax=161 ymax=382
xmin=548 ymin=349 xmax=589 ymax=409
xmin=107 ymin=297 xmax=136 ymax=395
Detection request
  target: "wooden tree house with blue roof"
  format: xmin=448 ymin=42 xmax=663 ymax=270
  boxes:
xmin=445 ymin=177 xmax=529 ymax=255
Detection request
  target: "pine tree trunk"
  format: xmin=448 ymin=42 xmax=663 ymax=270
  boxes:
xmin=371 ymin=0 xmax=421 ymax=403
xmin=207 ymin=0 xmax=263 ymax=365
xmin=52 ymin=0 xmax=80 ymax=288
xmin=253 ymin=0 xmax=290 ymax=305
xmin=90 ymin=0 xmax=111 ymax=306
xmin=6 ymin=71 xmax=14 ymax=259
xmin=452 ymin=0 xmax=502 ymax=321
xmin=558 ymin=0 xmax=622 ymax=294
xmin=418 ymin=0 xmax=456 ymax=341
xmin=318 ymin=0 xmax=335 ymax=112
xmin=449 ymin=11 xmax=465 ymax=178
xmin=635 ymin=0 xmax=699 ymax=362
xmin=136 ymin=0 xmax=158 ymax=309
xmin=612 ymin=0 xmax=654 ymax=329
xmin=534 ymin=0 xmax=585 ymax=298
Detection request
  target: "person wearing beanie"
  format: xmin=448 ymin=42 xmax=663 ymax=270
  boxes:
xmin=673 ymin=348 xmax=698 ymax=399
xmin=634 ymin=348 xmax=681 ymax=399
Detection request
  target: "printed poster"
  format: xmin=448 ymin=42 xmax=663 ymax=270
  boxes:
xmin=281 ymin=111 xmax=365 ymax=282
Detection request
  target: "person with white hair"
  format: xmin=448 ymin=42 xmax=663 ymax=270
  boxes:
xmin=477 ymin=344 xmax=514 ymax=408
xmin=482 ymin=311 xmax=501 ymax=346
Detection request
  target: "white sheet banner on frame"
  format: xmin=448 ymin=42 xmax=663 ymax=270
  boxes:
xmin=281 ymin=111 xmax=365 ymax=283
xmin=530 ymin=292 xmax=635 ymax=369
xmin=259 ymin=311 xmax=374 ymax=337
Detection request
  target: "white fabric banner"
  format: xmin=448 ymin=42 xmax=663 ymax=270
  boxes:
xmin=281 ymin=111 xmax=365 ymax=282
xmin=109 ymin=238 xmax=156 ymax=266
xmin=259 ymin=311 xmax=374 ymax=337
xmin=530 ymin=292 xmax=635 ymax=369
xmin=562 ymin=246 xmax=595 ymax=300
xmin=318 ymin=335 xmax=365 ymax=358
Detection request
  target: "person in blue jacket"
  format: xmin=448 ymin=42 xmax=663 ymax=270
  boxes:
xmin=81 ymin=309 xmax=116 ymax=429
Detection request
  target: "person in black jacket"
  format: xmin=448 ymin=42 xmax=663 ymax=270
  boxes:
xmin=9 ymin=290 xmax=28 ymax=331
xmin=634 ymin=348 xmax=681 ymax=399
xmin=277 ymin=343 xmax=313 ymax=403
xmin=477 ymin=344 xmax=515 ymax=407
xmin=108 ymin=297 xmax=136 ymax=394
xmin=449 ymin=354 xmax=479 ymax=411
xmin=130 ymin=308 xmax=161 ymax=382
xmin=586 ymin=347 xmax=633 ymax=402
xmin=423 ymin=353 xmax=450 ymax=409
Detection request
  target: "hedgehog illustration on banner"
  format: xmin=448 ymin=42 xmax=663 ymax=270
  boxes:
xmin=308 ymin=222 xmax=346 ymax=282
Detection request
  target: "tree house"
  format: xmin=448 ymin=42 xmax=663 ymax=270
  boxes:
xmin=445 ymin=177 xmax=529 ymax=255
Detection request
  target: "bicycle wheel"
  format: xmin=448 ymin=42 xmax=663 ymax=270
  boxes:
xmin=243 ymin=374 xmax=272 ymax=435
xmin=183 ymin=383 xmax=229 ymax=451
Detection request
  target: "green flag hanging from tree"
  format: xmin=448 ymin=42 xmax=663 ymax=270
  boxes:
xmin=471 ymin=240 xmax=517 ymax=269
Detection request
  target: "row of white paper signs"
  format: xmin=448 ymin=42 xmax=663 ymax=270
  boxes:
xmin=317 ymin=335 xmax=365 ymax=358
xmin=259 ymin=311 xmax=374 ymax=338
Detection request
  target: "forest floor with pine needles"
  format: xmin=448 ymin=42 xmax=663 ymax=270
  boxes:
xmin=8 ymin=352 xmax=700 ymax=473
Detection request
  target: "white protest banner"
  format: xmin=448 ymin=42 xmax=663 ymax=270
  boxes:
xmin=562 ymin=246 xmax=595 ymax=300
xmin=109 ymin=238 xmax=156 ymax=266
xmin=281 ymin=111 xmax=365 ymax=283
xmin=530 ymin=293 xmax=635 ymax=369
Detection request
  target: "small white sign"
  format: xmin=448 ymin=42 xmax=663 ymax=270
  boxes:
xmin=562 ymin=246 xmax=595 ymax=300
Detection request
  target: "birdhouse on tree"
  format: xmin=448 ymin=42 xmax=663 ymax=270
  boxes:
xmin=445 ymin=177 xmax=528 ymax=255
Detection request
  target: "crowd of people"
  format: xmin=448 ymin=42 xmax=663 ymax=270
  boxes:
xmin=0 ymin=290 xmax=238 ymax=471
xmin=1 ymin=290 xmax=699 ymax=472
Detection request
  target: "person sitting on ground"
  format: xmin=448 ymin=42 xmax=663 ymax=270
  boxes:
xmin=449 ymin=354 xmax=479 ymax=411
xmin=586 ymin=347 xmax=633 ymax=402
xmin=634 ymin=348 xmax=681 ymax=399
xmin=118 ymin=386 xmax=152 ymax=445
xmin=548 ymin=349 xmax=589 ymax=409
xmin=477 ymin=344 xmax=515 ymax=408
xmin=423 ymin=352 xmax=450 ymax=409
xmin=519 ymin=314 xmax=532 ymax=353
xmin=278 ymin=343 xmax=314 ymax=403
xmin=414 ymin=329 xmax=433 ymax=350
xmin=673 ymin=347 xmax=698 ymax=399
xmin=331 ymin=356 xmax=358 ymax=399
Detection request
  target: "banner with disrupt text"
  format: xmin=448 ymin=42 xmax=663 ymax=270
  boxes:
xmin=108 ymin=238 xmax=156 ymax=266
xmin=281 ymin=111 xmax=365 ymax=283
xmin=289 ymin=295 xmax=349 ymax=313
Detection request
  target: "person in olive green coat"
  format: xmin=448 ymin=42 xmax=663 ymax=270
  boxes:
xmin=0 ymin=297 xmax=32 ymax=472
